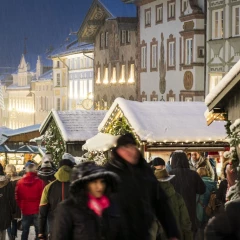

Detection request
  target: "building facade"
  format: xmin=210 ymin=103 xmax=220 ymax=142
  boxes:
xmin=206 ymin=0 xmax=240 ymax=94
xmin=50 ymin=36 xmax=94 ymax=111
xmin=78 ymin=0 xmax=138 ymax=110
xmin=137 ymin=0 xmax=205 ymax=102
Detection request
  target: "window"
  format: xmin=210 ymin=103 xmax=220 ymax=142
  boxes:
xmin=198 ymin=47 xmax=205 ymax=58
xmin=142 ymin=97 xmax=147 ymax=102
xmin=119 ymin=65 xmax=125 ymax=83
xmin=100 ymin=33 xmax=104 ymax=48
xmin=212 ymin=9 xmax=224 ymax=39
xmin=185 ymin=39 xmax=192 ymax=65
xmin=169 ymin=97 xmax=175 ymax=102
xmin=151 ymin=44 xmax=157 ymax=69
xmin=56 ymin=61 xmax=60 ymax=68
xmin=69 ymin=81 xmax=73 ymax=99
xmin=169 ymin=42 xmax=175 ymax=66
xmin=103 ymin=67 xmax=109 ymax=84
xmin=233 ymin=6 xmax=240 ymax=36
xmin=111 ymin=67 xmax=117 ymax=83
xmin=56 ymin=73 xmax=60 ymax=86
xmin=57 ymin=98 xmax=61 ymax=110
xmin=121 ymin=30 xmax=126 ymax=44
xmin=168 ymin=1 xmax=175 ymax=20
xmin=182 ymin=0 xmax=188 ymax=12
xmin=185 ymin=97 xmax=192 ymax=102
xmin=156 ymin=5 xmax=163 ymax=23
xmin=128 ymin=64 xmax=135 ymax=83
xmin=127 ymin=31 xmax=131 ymax=44
xmin=105 ymin=32 xmax=109 ymax=47
xmin=145 ymin=8 xmax=151 ymax=26
xmin=152 ymin=97 xmax=157 ymax=101
xmin=74 ymin=80 xmax=78 ymax=99
xmin=209 ymin=75 xmax=222 ymax=92
xmin=141 ymin=46 xmax=147 ymax=69
xmin=96 ymin=67 xmax=101 ymax=83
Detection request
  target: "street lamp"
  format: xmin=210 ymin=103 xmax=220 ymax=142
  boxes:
xmin=27 ymin=91 xmax=35 ymax=124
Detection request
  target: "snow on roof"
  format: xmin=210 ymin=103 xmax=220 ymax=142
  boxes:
xmin=3 ymin=124 xmax=41 ymax=137
xmin=205 ymin=60 xmax=240 ymax=107
xmin=99 ymin=0 xmax=137 ymax=18
xmin=40 ymin=110 xmax=107 ymax=142
xmin=6 ymin=84 xmax=30 ymax=90
xmin=33 ymin=70 xmax=53 ymax=81
xmin=98 ymin=98 xmax=227 ymax=142
xmin=82 ymin=132 xmax=120 ymax=151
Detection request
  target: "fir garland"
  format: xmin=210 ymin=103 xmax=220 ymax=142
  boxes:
xmin=225 ymin=120 xmax=240 ymax=178
xmin=42 ymin=120 xmax=65 ymax=166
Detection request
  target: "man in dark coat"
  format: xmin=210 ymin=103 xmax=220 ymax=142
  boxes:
xmin=205 ymin=198 xmax=240 ymax=239
xmin=0 ymin=164 xmax=15 ymax=240
xmin=169 ymin=151 xmax=206 ymax=234
xmin=105 ymin=133 xmax=180 ymax=240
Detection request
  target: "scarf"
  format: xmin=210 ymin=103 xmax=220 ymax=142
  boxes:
xmin=87 ymin=194 xmax=110 ymax=216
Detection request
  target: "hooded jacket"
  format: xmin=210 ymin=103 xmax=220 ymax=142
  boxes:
xmin=51 ymin=162 xmax=121 ymax=240
xmin=16 ymin=172 xmax=44 ymax=215
xmin=158 ymin=181 xmax=193 ymax=240
xmin=196 ymin=176 xmax=217 ymax=223
xmin=105 ymin=149 xmax=180 ymax=240
xmin=39 ymin=165 xmax=72 ymax=237
xmin=170 ymin=155 xmax=206 ymax=231
xmin=205 ymin=199 xmax=240 ymax=240
xmin=0 ymin=175 xmax=15 ymax=230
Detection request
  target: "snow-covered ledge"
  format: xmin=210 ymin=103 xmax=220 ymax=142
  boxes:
xmin=205 ymin=60 xmax=240 ymax=108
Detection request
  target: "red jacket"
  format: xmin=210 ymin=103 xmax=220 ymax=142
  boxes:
xmin=16 ymin=172 xmax=44 ymax=215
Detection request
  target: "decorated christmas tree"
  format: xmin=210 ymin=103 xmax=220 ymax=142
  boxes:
xmin=42 ymin=121 xmax=65 ymax=166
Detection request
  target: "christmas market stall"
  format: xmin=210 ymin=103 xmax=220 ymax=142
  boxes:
xmin=0 ymin=124 xmax=42 ymax=171
xmin=205 ymin=59 xmax=240 ymax=179
xmin=96 ymin=98 xmax=229 ymax=162
xmin=39 ymin=109 xmax=107 ymax=165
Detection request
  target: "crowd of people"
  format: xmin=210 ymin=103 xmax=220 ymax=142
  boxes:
xmin=0 ymin=133 xmax=239 ymax=240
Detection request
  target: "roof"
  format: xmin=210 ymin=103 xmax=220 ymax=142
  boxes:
xmin=6 ymin=84 xmax=30 ymax=90
xmin=205 ymin=60 xmax=240 ymax=110
xmin=2 ymin=124 xmax=41 ymax=137
xmin=99 ymin=98 xmax=227 ymax=143
xmin=39 ymin=110 xmax=107 ymax=142
xmin=33 ymin=69 xmax=53 ymax=81
xmin=99 ymin=0 xmax=137 ymax=18
xmin=50 ymin=41 xmax=94 ymax=58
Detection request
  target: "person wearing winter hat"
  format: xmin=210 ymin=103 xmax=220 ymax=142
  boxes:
xmin=51 ymin=161 xmax=121 ymax=240
xmin=154 ymin=169 xmax=192 ymax=240
xmin=152 ymin=157 xmax=166 ymax=170
xmin=38 ymin=153 xmax=75 ymax=240
xmin=105 ymin=133 xmax=180 ymax=240
xmin=16 ymin=161 xmax=44 ymax=240
xmin=38 ymin=159 xmax=56 ymax=186
xmin=0 ymin=164 xmax=15 ymax=240
xmin=5 ymin=164 xmax=21 ymax=240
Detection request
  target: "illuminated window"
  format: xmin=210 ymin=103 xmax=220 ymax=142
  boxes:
xmin=128 ymin=64 xmax=135 ymax=83
xmin=119 ymin=65 xmax=125 ymax=83
xmin=111 ymin=67 xmax=117 ymax=83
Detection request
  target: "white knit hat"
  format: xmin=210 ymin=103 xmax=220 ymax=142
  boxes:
xmin=62 ymin=153 xmax=75 ymax=164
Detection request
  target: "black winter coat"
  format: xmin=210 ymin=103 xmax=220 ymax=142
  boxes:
xmin=51 ymin=198 xmax=121 ymax=240
xmin=10 ymin=177 xmax=21 ymax=219
xmin=170 ymin=156 xmax=206 ymax=231
xmin=205 ymin=199 xmax=240 ymax=240
xmin=0 ymin=176 xmax=15 ymax=230
xmin=105 ymin=151 xmax=180 ymax=240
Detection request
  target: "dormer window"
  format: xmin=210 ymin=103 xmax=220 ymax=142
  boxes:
xmin=182 ymin=0 xmax=188 ymax=13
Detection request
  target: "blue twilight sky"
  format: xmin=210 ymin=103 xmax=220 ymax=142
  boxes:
xmin=0 ymin=0 xmax=93 ymax=69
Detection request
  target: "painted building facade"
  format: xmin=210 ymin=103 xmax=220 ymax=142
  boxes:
xmin=137 ymin=0 xmax=205 ymax=102
xmin=50 ymin=36 xmax=94 ymax=111
xmin=206 ymin=0 xmax=240 ymax=94
xmin=78 ymin=0 xmax=137 ymax=110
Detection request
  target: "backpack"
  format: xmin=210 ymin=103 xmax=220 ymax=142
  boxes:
xmin=205 ymin=191 xmax=221 ymax=217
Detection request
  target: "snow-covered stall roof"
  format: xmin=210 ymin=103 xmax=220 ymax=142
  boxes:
xmin=98 ymin=98 xmax=227 ymax=143
xmin=205 ymin=60 xmax=240 ymax=108
xmin=40 ymin=110 xmax=107 ymax=142
xmin=3 ymin=124 xmax=41 ymax=137
xmin=82 ymin=133 xmax=120 ymax=151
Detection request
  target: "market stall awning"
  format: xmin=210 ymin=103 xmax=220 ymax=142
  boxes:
xmin=83 ymin=133 xmax=120 ymax=152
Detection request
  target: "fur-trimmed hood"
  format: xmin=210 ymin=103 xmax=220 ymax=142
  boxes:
xmin=70 ymin=162 xmax=119 ymax=202
xmin=0 ymin=175 xmax=10 ymax=188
